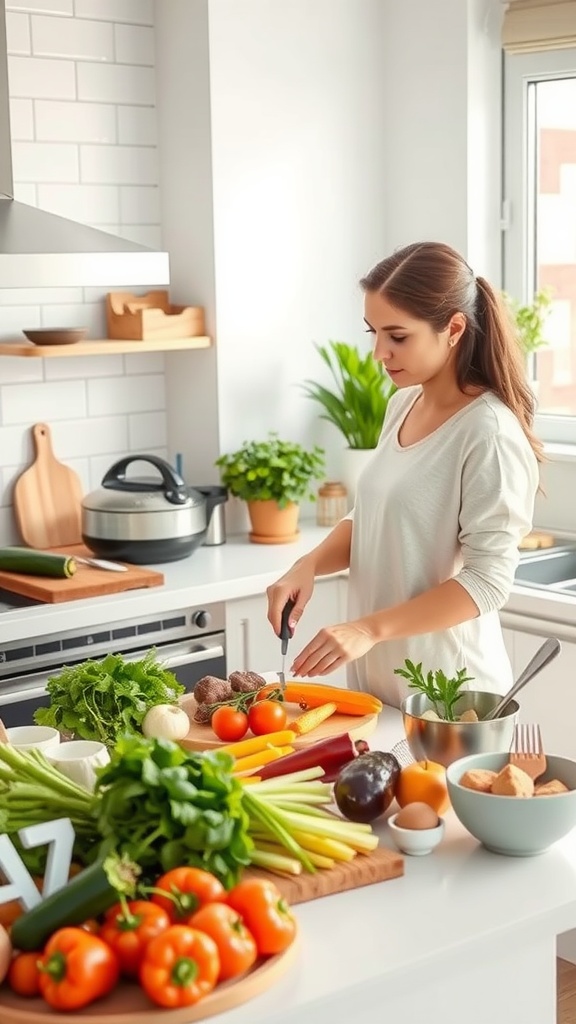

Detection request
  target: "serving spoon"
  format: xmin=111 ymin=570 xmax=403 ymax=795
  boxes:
xmin=483 ymin=636 xmax=561 ymax=720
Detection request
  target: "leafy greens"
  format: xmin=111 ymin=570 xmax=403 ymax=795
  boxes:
xmin=395 ymin=659 xmax=473 ymax=721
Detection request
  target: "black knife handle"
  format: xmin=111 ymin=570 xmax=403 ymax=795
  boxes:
xmin=280 ymin=598 xmax=296 ymax=653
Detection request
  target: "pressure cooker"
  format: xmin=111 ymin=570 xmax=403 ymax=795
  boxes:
xmin=81 ymin=455 xmax=207 ymax=564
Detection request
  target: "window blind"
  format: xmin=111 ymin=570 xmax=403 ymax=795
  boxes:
xmin=502 ymin=0 xmax=576 ymax=52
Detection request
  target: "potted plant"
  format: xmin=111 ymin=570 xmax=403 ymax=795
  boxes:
xmin=503 ymin=287 xmax=552 ymax=368
xmin=215 ymin=433 xmax=325 ymax=544
xmin=300 ymin=340 xmax=397 ymax=502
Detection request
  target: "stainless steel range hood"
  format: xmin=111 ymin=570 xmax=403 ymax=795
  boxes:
xmin=0 ymin=2 xmax=169 ymax=288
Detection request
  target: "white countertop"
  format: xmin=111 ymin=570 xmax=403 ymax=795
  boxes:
xmin=206 ymin=708 xmax=576 ymax=1024
xmin=1 ymin=524 xmax=576 ymax=644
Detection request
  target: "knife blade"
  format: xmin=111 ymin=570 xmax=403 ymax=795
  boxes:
xmin=74 ymin=556 xmax=128 ymax=572
xmin=279 ymin=598 xmax=295 ymax=692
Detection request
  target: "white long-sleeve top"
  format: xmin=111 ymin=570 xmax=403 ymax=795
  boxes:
xmin=345 ymin=386 xmax=539 ymax=707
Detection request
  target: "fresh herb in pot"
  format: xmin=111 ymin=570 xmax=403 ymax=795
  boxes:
xmin=34 ymin=650 xmax=185 ymax=749
xmin=395 ymin=659 xmax=473 ymax=721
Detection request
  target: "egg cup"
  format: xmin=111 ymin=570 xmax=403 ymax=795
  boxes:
xmin=387 ymin=813 xmax=445 ymax=856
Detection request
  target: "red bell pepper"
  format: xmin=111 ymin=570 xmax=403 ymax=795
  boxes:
xmin=252 ymin=732 xmax=369 ymax=781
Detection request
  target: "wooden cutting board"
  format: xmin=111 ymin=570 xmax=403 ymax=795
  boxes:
xmin=179 ymin=695 xmax=379 ymax=751
xmin=246 ymin=845 xmax=404 ymax=903
xmin=0 ymin=545 xmax=163 ymax=603
xmin=13 ymin=423 xmax=84 ymax=549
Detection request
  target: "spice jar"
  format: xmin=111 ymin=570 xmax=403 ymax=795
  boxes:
xmin=316 ymin=481 xmax=348 ymax=527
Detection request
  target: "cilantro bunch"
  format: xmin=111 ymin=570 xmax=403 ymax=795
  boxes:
xmin=34 ymin=650 xmax=185 ymax=749
xmin=395 ymin=659 xmax=473 ymax=721
xmin=94 ymin=735 xmax=253 ymax=888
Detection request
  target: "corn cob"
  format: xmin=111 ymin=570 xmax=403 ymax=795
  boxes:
xmin=291 ymin=702 xmax=337 ymax=736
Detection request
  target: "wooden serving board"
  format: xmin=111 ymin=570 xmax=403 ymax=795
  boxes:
xmin=246 ymin=845 xmax=404 ymax=903
xmin=179 ymin=695 xmax=378 ymax=751
xmin=0 ymin=546 xmax=164 ymax=603
xmin=13 ymin=423 xmax=84 ymax=549
xmin=0 ymin=941 xmax=298 ymax=1024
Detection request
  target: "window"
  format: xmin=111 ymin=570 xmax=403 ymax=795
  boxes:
xmin=503 ymin=47 xmax=576 ymax=443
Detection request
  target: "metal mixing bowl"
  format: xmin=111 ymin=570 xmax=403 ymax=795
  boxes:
xmin=401 ymin=691 xmax=519 ymax=768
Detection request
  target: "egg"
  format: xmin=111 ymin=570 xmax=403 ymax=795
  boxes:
xmin=394 ymin=801 xmax=440 ymax=830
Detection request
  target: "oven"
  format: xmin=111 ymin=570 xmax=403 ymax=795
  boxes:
xmin=0 ymin=600 xmax=226 ymax=728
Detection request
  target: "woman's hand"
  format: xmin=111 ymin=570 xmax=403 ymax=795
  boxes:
xmin=266 ymin=559 xmax=315 ymax=638
xmin=290 ymin=620 xmax=378 ymax=677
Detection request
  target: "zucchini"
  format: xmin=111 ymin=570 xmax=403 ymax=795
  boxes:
xmin=0 ymin=547 xmax=76 ymax=579
xmin=10 ymin=855 xmax=139 ymax=952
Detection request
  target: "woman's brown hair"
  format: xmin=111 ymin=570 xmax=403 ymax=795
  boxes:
xmin=360 ymin=241 xmax=544 ymax=462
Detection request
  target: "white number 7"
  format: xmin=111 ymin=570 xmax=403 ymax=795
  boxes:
xmin=0 ymin=818 xmax=75 ymax=911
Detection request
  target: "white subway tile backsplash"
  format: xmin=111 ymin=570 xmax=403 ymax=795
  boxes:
xmin=128 ymin=411 xmax=167 ymax=450
xmin=117 ymin=105 xmax=156 ymax=145
xmin=49 ymin=416 xmax=128 ymax=457
xmin=6 ymin=12 xmax=31 ymax=54
xmin=12 ymin=141 xmax=79 ymax=182
xmin=12 ymin=182 xmax=37 ymax=202
xmin=1 ymin=380 xmax=87 ymax=424
xmin=35 ymin=100 xmax=117 ymax=143
xmin=120 ymin=185 xmax=160 ymax=224
xmin=0 ymin=507 xmax=20 ymax=543
xmin=114 ymin=23 xmax=154 ymax=66
xmin=119 ymin=224 xmax=162 ymax=247
xmin=124 ymin=351 xmax=165 ymax=374
xmin=77 ymin=62 xmax=154 ymax=105
xmin=0 ymin=356 xmax=43 ymax=383
xmin=40 ymin=301 xmax=105 ymax=337
xmin=8 ymin=55 xmax=75 ymax=98
xmin=0 ymin=306 xmax=42 ymax=340
xmin=87 ymin=373 xmax=165 ymax=416
xmin=0 ymin=287 xmax=83 ymax=305
xmin=9 ymin=97 xmax=34 ymax=139
xmin=0 ymin=424 xmax=35 ymax=466
xmin=44 ymin=354 xmax=123 ymax=380
xmin=74 ymin=0 xmax=153 ymax=26
xmin=80 ymin=144 xmax=158 ymax=185
xmin=37 ymin=183 xmax=120 ymax=223
xmin=31 ymin=14 xmax=114 ymax=61
xmin=7 ymin=1 xmax=73 ymax=14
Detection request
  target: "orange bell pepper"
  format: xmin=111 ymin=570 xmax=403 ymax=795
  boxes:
xmin=38 ymin=927 xmax=119 ymax=1011
xmin=139 ymin=924 xmax=220 ymax=1008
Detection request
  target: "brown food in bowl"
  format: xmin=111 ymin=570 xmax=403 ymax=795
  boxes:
xmin=491 ymin=763 xmax=534 ymax=797
xmin=460 ymin=768 xmax=498 ymax=793
xmin=535 ymin=779 xmax=570 ymax=796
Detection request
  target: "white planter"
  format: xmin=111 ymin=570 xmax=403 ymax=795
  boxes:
xmin=340 ymin=447 xmax=377 ymax=509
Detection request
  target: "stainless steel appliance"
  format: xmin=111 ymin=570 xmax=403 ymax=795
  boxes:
xmin=0 ymin=599 xmax=226 ymax=728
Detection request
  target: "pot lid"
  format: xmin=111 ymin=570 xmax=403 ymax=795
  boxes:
xmin=82 ymin=486 xmax=202 ymax=515
xmin=82 ymin=455 xmax=205 ymax=515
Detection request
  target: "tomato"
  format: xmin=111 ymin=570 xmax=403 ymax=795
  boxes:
xmin=188 ymin=902 xmax=257 ymax=981
xmin=248 ymin=700 xmax=287 ymax=736
xmin=211 ymin=706 xmax=249 ymax=742
xmin=37 ymin=927 xmax=119 ymax=1012
xmin=139 ymin=925 xmax=219 ymax=1009
xmin=226 ymin=878 xmax=296 ymax=956
xmin=150 ymin=867 xmax=226 ymax=922
xmin=8 ymin=952 xmax=42 ymax=997
xmin=99 ymin=900 xmax=171 ymax=976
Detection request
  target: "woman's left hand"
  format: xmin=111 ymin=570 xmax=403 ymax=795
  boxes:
xmin=290 ymin=621 xmax=377 ymax=677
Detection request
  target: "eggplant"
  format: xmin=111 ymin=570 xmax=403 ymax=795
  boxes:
xmin=334 ymin=750 xmax=401 ymax=824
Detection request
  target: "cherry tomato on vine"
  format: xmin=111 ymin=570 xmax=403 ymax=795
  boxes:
xmin=211 ymin=706 xmax=249 ymax=742
xmin=248 ymin=700 xmax=287 ymax=736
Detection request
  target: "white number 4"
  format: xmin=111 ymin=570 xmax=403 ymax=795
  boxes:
xmin=0 ymin=818 xmax=75 ymax=910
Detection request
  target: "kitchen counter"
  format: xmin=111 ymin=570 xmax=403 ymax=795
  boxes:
xmin=207 ymin=707 xmax=576 ymax=1024
xmin=1 ymin=524 xmax=576 ymax=644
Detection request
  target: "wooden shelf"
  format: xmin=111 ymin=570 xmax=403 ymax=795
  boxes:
xmin=0 ymin=336 xmax=212 ymax=358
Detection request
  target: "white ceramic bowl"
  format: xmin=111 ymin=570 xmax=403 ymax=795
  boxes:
xmin=446 ymin=752 xmax=576 ymax=856
xmin=46 ymin=740 xmax=110 ymax=791
xmin=7 ymin=725 xmax=61 ymax=754
xmin=387 ymin=813 xmax=445 ymax=856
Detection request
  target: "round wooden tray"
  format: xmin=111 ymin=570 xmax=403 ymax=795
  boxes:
xmin=0 ymin=939 xmax=298 ymax=1024
xmin=180 ymin=696 xmax=378 ymax=752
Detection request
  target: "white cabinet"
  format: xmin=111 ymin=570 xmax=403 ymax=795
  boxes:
xmin=226 ymin=577 xmax=348 ymax=687
xmin=500 ymin=626 xmax=576 ymax=758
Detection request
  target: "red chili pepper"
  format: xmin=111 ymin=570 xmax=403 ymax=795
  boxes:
xmin=253 ymin=732 xmax=369 ymax=781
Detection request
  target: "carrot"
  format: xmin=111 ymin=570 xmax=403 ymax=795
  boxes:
xmin=218 ymin=730 xmax=296 ymax=758
xmin=232 ymin=745 xmax=294 ymax=775
xmin=291 ymin=702 xmax=338 ymax=736
xmin=258 ymin=683 xmax=382 ymax=716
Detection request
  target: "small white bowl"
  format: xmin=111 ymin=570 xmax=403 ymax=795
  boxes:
xmin=7 ymin=725 xmax=61 ymax=754
xmin=46 ymin=740 xmax=110 ymax=791
xmin=388 ymin=813 xmax=445 ymax=856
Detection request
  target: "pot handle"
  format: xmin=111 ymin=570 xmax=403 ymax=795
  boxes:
xmin=101 ymin=455 xmax=189 ymax=506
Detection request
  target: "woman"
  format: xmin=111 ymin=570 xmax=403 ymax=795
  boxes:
xmin=266 ymin=241 xmax=542 ymax=707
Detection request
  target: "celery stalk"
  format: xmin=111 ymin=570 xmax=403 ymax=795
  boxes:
xmin=250 ymin=847 xmax=302 ymax=875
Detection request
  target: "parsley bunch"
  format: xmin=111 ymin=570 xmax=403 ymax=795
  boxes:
xmin=395 ymin=659 xmax=473 ymax=721
xmin=34 ymin=650 xmax=185 ymax=749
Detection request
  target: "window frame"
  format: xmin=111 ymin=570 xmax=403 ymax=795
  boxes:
xmin=503 ymin=45 xmax=576 ymax=445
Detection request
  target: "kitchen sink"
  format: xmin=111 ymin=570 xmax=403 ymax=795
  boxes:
xmin=515 ymin=544 xmax=576 ymax=592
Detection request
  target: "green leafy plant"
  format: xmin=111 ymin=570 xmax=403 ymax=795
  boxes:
xmin=215 ymin=433 xmax=325 ymax=509
xmin=395 ymin=659 xmax=474 ymax=722
xmin=503 ymin=288 xmax=553 ymax=357
xmin=301 ymin=340 xmax=397 ymax=449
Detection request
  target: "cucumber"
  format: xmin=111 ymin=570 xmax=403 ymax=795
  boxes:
xmin=0 ymin=547 xmax=76 ymax=578
xmin=11 ymin=856 xmax=138 ymax=952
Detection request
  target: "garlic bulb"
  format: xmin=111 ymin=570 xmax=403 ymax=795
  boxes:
xmin=142 ymin=704 xmax=190 ymax=741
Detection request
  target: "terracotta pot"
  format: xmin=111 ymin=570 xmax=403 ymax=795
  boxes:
xmin=247 ymin=499 xmax=300 ymax=544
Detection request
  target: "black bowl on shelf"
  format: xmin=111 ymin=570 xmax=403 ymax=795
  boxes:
xmin=22 ymin=327 xmax=88 ymax=346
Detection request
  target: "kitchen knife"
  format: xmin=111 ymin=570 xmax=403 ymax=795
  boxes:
xmin=278 ymin=597 xmax=296 ymax=691
xmin=74 ymin=555 xmax=128 ymax=572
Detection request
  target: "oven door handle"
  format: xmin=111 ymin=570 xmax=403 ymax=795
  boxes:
xmin=0 ymin=685 xmax=48 ymax=704
xmin=159 ymin=645 xmax=225 ymax=671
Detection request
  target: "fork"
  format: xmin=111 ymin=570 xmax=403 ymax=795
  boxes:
xmin=509 ymin=723 xmax=547 ymax=780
